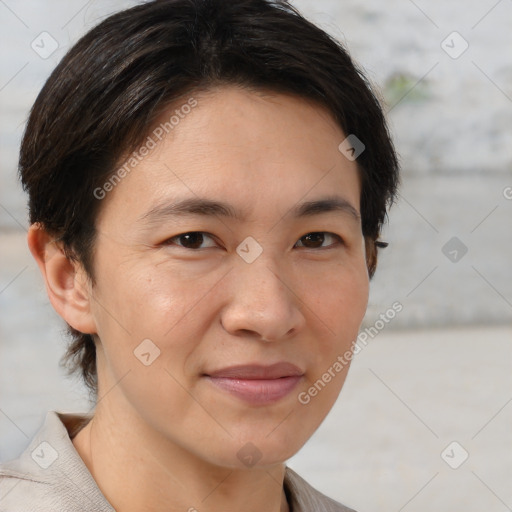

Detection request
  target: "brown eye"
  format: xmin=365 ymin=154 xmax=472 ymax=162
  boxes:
xmin=295 ymin=232 xmax=343 ymax=249
xmin=165 ymin=232 xmax=217 ymax=249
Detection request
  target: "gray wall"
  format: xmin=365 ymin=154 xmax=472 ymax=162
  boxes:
xmin=1 ymin=0 xmax=511 ymax=329
xmin=1 ymin=2 xmax=511 ymax=511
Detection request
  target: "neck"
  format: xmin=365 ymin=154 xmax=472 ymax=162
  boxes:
xmin=71 ymin=397 xmax=290 ymax=512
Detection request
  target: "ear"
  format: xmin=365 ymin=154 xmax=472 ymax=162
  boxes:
xmin=27 ymin=223 xmax=97 ymax=335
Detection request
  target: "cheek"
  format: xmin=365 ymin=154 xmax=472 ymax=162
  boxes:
xmin=93 ymin=252 xmax=192 ymax=329
xmin=304 ymin=258 xmax=369 ymax=381
xmin=297 ymin=267 xmax=368 ymax=425
xmin=90 ymin=256 xmax=222 ymax=377
xmin=90 ymin=263 xmax=211 ymax=418
xmin=307 ymin=255 xmax=369 ymax=330
xmin=334 ymin=269 xmax=369 ymax=327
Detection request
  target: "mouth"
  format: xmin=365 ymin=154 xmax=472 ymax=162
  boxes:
xmin=204 ymin=362 xmax=304 ymax=405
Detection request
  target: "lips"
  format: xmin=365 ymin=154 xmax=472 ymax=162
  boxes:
xmin=207 ymin=362 xmax=304 ymax=379
xmin=204 ymin=362 xmax=304 ymax=405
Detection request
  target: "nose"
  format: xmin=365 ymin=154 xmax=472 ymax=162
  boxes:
xmin=220 ymin=257 xmax=306 ymax=342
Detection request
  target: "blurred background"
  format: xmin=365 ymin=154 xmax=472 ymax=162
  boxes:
xmin=1 ymin=1 xmax=511 ymax=511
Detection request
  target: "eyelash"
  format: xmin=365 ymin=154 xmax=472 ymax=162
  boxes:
xmin=162 ymin=231 xmax=344 ymax=251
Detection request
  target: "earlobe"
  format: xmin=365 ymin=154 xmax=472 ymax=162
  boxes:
xmin=27 ymin=224 xmax=97 ymax=335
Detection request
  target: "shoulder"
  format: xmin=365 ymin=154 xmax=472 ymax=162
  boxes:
xmin=284 ymin=466 xmax=357 ymax=512
xmin=0 ymin=411 xmax=113 ymax=512
xmin=0 ymin=464 xmax=53 ymax=512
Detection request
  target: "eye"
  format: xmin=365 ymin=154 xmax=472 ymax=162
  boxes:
xmin=164 ymin=232 xmax=218 ymax=250
xmin=294 ymin=232 xmax=343 ymax=249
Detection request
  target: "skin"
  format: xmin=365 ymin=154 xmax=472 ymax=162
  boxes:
xmin=28 ymin=86 xmax=370 ymax=512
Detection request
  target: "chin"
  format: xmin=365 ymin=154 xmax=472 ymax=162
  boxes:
xmin=231 ymin=431 xmax=309 ymax=469
xmin=189 ymin=429 xmax=305 ymax=470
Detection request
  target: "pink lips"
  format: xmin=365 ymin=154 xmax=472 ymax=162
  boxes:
xmin=205 ymin=362 xmax=304 ymax=405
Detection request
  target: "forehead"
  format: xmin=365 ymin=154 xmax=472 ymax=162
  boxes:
xmin=97 ymin=86 xmax=361 ymax=227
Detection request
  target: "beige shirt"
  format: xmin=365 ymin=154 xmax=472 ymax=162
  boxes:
xmin=0 ymin=411 xmax=356 ymax=512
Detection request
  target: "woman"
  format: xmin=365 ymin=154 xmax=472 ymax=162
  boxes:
xmin=0 ymin=0 xmax=399 ymax=510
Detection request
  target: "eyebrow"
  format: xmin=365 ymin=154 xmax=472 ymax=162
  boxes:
xmin=138 ymin=195 xmax=360 ymax=225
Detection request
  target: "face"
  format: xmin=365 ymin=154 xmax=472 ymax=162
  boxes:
xmin=86 ymin=86 xmax=369 ymax=469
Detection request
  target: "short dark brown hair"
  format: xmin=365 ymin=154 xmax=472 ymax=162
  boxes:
xmin=19 ymin=0 xmax=399 ymax=395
